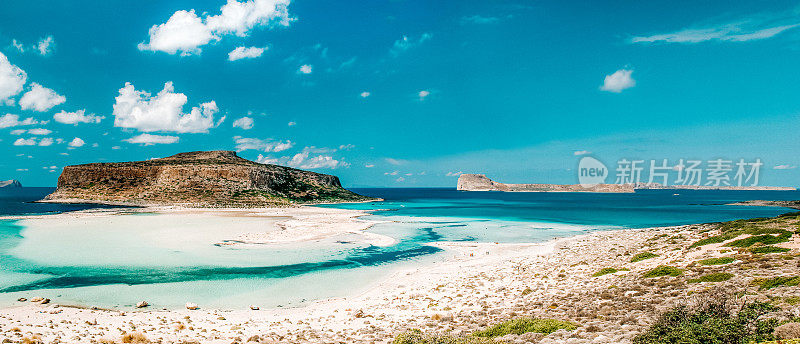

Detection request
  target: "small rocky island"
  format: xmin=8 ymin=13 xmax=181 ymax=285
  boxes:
xmin=43 ymin=151 xmax=371 ymax=207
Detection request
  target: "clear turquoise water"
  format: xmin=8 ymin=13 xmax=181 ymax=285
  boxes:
xmin=0 ymin=187 xmax=797 ymax=308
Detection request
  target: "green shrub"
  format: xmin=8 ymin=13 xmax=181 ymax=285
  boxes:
xmin=631 ymin=252 xmax=659 ymax=262
xmin=698 ymin=257 xmax=735 ymax=265
xmin=725 ymin=232 xmax=791 ymax=248
xmin=472 ymin=318 xmax=576 ymax=338
xmin=688 ymin=273 xmax=734 ymax=283
xmin=633 ymin=299 xmax=778 ymax=344
xmin=393 ymin=330 xmax=495 ymax=344
xmin=642 ymin=265 xmax=684 ymax=278
xmin=593 ymin=268 xmax=618 ymax=277
xmin=750 ymin=246 xmax=791 ymax=254
xmin=758 ymin=276 xmax=800 ymax=290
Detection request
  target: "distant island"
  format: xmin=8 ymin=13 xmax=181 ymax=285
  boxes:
xmin=0 ymin=180 xmax=21 ymax=188
xmin=42 ymin=150 xmax=372 ymax=207
xmin=457 ymin=174 xmax=796 ymax=193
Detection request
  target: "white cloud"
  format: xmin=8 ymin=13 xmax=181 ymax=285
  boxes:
xmin=68 ymin=137 xmax=85 ymax=147
xmin=138 ymin=10 xmax=214 ymax=55
xmin=36 ymin=36 xmax=54 ymax=56
xmin=233 ymin=136 xmax=293 ymax=152
xmin=385 ymin=158 xmax=405 ymax=165
xmin=12 ymin=39 xmax=25 ymax=53
xmin=287 ymin=121 xmax=296 ymax=126
xmin=774 ymin=164 xmax=797 ymax=170
xmin=600 ymin=69 xmax=635 ymax=93
xmin=113 ymin=82 xmax=219 ymax=133
xmin=28 ymin=128 xmax=52 ymax=135
xmin=460 ymin=15 xmax=502 ymax=25
xmin=232 ymin=116 xmax=254 ymax=129
xmin=10 ymin=129 xmax=26 ymax=135
xmin=631 ymin=18 xmax=800 ymax=44
xmin=139 ymin=0 xmax=291 ymax=55
xmin=365 ymin=164 xmax=374 ymax=168
xmin=384 ymin=171 xmax=399 ymax=176
xmin=338 ymin=144 xmax=355 ymax=150
xmin=391 ymin=33 xmax=432 ymax=56
xmin=418 ymin=90 xmax=430 ymax=100
xmin=19 ymin=83 xmax=66 ymax=112
xmin=54 ymin=109 xmax=104 ymax=125
xmin=287 ymin=147 xmax=346 ymax=169
xmin=395 ymin=177 xmax=405 ymax=182
xmin=13 ymin=138 xmax=36 ymax=146
xmin=446 ymin=171 xmax=463 ymax=176
xmin=16 ymin=168 xmax=28 ymax=172
xmin=298 ymin=64 xmax=312 ymax=74
xmin=255 ymin=154 xmax=280 ymax=165
xmin=573 ymin=150 xmax=591 ymax=156
xmin=0 ymin=114 xmax=38 ymax=128
xmin=38 ymin=137 xmax=54 ymax=146
xmin=228 ymin=46 xmax=267 ymax=61
xmin=0 ymin=52 xmax=27 ymax=104
xmin=124 ymin=133 xmax=179 ymax=145
xmin=360 ymin=91 xmax=370 ymax=98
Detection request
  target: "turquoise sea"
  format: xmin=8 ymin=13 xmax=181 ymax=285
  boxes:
xmin=0 ymin=187 xmax=798 ymax=308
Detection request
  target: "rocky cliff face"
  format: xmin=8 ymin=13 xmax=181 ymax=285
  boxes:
xmin=0 ymin=180 xmax=22 ymax=188
xmin=43 ymin=151 xmax=371 ymax=207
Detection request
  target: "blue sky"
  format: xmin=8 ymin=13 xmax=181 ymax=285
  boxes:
xmin=0 ymin=0 xmax=799 ymax=187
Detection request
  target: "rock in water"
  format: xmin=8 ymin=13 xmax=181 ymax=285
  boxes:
xmin=42 ymin=150 xmax=372 ymax=207
xmin=185 ymin=302 xmax=199 ymax=310
xmin=30 ymin=297 xmax=43 ymax=303
xmin=136 ymin=301 xmax=149 ymax=308
xmin=0 ymin=180 xmax=21 ymax=188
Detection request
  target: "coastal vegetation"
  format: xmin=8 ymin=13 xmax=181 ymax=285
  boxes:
xmin=592 ymin=267 xmax=619 ymax=277
xmin=642 ymin=265 xmax=683 ymax=278
xmin=472 ymin=318 xmax=577 ymax=337
xmin=633 ymin=295 xmax=778 ymax=344
xmin=631 ymin=252 xmax=659 ymax=262
xmin=698 ymin=256 xmax=735 ymax=265
xmin=687 ymin=272 xmax=734 ymax=283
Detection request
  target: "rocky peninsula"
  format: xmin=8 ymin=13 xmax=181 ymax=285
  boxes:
xmin=457 ymin=174 xmax=796 ymax=193
xmin=42 ymin=150 xmax=371 ymax=207
xmin=0 ymin=180 xmax=21 ymax=188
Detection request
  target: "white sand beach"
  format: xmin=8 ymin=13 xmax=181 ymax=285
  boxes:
xmin=1 ymin=207 xmax=799 ymax=343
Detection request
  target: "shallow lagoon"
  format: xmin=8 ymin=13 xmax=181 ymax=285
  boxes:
xmin=0 ymin=188 xmax=797 ymax=309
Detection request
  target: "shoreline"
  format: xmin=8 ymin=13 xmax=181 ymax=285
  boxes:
xmin=1 ymin=207 xmax=799 ymax=343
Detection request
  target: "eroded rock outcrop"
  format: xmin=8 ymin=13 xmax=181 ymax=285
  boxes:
xmin=456 ymin=174 xmax=636 ymax=193
xmin=43 ymin=151 xmax=371 ymax=207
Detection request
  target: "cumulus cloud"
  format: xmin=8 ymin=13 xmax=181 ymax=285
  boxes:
xmin=139 ymin=0 xmax=291 ymax=55
xmin=124 ymin=133 xmax=179 ymax=145
xmin=38 ymin=137 xmax=54 ymax=146
xmin=287 ymin=147 xmax=346 ymax=169
xmin=574 ymin=150 xmax=591 ymax=156
xmin=228 ymin=46 xmax=267 ymax=61
xmin=0 ymin=114 xmax=39 ymax=128
xmin=446 ymin=171 xmax=463 ymax=176
xmin=631 ymin=21 xmax=800 ymax=44
xmin=28 ymin=128 xmax=52 ymax=135
xmin=391 ymin=33 xmax=432 ymax=56
xmin=10 ymin=129 xmax=26 ymax=135
xmin=774 ymin=164 xmax=797 ymax=170
xmin=418 ymin=90 xmax=430 ymax=100
xmin=36 ymin=36 xmax=54 ymax=56
xmin=0 ymin=52 xmax=27 ymax=104
xmin=233 ymin=136 xmax=293 ymax=152
xmin=113 ymin=82 xmax=219 ymax=133
xmin=19 ymin=83 xmax=66 ymax=112
xmin=232 ymin=116 xmax=254 ymax=129
xmin=13 ymin=138 xmax=36 ymax=146
xmin=385 ymin=158 xmax=405 ymax=165
xmin=365 ymin=164 xmax=374 ymax=168
xmin=68 ymin=137 xmax=85 ymax=148
xmin=360 ymin=91 xmax=370 ymax=98
xmin=338 ymin=144 xmax=355 ymax=150
xmin=298 ymin=64 xmax=312 ymax=74
xmin=54 ymin=109 xmax=104 ymax=124
xmin=287 ymin=121 xmax=296 ymax=126
xmin=600 ymin=69 xmax=635 ymax=93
